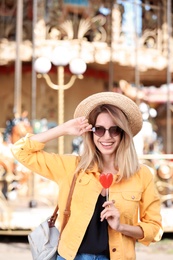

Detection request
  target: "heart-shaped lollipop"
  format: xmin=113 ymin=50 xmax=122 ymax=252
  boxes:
xmin=99 ymin=173 xmax=113 ymax=189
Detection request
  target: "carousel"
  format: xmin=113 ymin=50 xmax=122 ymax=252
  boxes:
xmin=0 ymin=0 xmax=173 ymax=233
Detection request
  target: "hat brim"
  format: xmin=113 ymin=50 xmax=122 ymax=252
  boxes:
xmin=74 ymin=92 xmax=143 ymax=136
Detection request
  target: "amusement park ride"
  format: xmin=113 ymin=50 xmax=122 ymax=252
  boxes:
xmin=0 ymin=0 xmax=173 ymax=235
xmin=0 ymin=114 xmax=58 ymax=235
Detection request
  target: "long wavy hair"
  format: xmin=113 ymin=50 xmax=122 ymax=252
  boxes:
xmin=75 ymin=104 xmax=140 ymax=182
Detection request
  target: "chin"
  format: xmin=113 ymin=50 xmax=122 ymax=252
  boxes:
xmin=100 ymin=150 xmax=115 ymax=156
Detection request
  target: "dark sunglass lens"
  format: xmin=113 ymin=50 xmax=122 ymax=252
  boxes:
xmin=110 ymin=126 xmax=122 ymax=137
xmin=95 ymin=126 xmax=105 ymax=137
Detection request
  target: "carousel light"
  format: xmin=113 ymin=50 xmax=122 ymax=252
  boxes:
xmin=34 ymin=57 xmax=52 ymax=74
xmin=69 ymin=58 xmax=87 ymax=75
xmin=157 ymin=164 xmax=172 ymax=180
xmin=149 ymin=108 xmax=157 ymax=118
xmin=51 ymin=46 xmax=71 ymax=66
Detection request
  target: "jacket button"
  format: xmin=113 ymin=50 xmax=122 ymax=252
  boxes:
xmin=112 ymin=248 xmax=116 ymax=252
xmin=79 ymin=179 xmax=82 ymax=183
xmin=131 ymin=195 xmax=135 ymax=199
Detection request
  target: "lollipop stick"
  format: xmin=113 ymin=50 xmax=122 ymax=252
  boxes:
xmin=106 ymin=188 xmax=109 ymax=201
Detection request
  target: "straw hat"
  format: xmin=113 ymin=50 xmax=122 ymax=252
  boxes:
xmin=74 ymin=92 xmax=143 ymax=136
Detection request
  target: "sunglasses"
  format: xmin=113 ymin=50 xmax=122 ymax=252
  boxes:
xmin=92 ymin=126 xmax=123 ymax=138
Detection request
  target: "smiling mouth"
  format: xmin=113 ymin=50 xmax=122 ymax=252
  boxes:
xmin=100 ymin=142 xmax=114 ymax=147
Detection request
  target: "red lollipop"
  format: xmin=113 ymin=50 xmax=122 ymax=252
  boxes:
xmin=99 ymin=173 xmax=113 ymax=189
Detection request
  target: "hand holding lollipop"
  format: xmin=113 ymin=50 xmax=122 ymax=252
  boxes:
xmin=99 ymin=173 xmax=113 ymax=201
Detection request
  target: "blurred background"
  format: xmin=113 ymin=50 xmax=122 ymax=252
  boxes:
xmin=0 ymin=0 xmax=173 ymax=257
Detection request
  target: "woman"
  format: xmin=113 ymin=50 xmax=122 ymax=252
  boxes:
xmin=11 ymin=92 xmax=163 ymax=260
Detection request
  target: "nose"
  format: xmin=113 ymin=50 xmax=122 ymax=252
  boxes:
xmin=103 ymin=129 xmax=111 ymax=138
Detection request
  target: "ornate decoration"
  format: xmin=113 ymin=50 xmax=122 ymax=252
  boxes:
xmin=0 ymin=0 xmax=172 ymax=72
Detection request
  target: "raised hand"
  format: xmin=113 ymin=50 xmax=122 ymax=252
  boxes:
xmin=64 ymin=117 xmax=92 ymax=136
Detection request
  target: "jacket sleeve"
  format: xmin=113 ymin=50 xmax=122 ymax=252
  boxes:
xmin=11 ymin=133 xmax=78 ymax=184
xmin=136 ymin=165 xmax=163 ymax=246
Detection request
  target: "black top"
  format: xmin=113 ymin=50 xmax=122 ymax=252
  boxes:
xmin=77 ymin=194 xmax=109 ymax=257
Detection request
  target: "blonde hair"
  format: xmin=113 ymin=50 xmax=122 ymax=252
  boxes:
xmin=75 ymin=104 xmax=140 ymax=182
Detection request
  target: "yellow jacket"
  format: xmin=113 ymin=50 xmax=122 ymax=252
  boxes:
xmin=11 ymin=135 xmax=163 ymax=260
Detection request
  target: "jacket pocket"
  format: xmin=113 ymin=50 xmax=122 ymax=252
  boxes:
xmin=77 ymin=174 xmax=92 ymax=185
xmin=72 ymin=174 xmax=93 ymax=202
xmin=121 ymin=191 xmax=142 ymax=220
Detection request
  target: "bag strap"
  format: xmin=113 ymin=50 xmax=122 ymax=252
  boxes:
xmin=48 ymin=174 xmax=77 ymax=230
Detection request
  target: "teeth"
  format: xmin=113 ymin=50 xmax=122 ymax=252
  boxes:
xmin=101 ymin=142 xmax=113 ymax=146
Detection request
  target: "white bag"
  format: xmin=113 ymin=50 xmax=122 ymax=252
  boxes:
xmin=28 ymin=218 xmax=59 ymax=260
xmin=28 ymin=174 xmax=77 ymax=260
